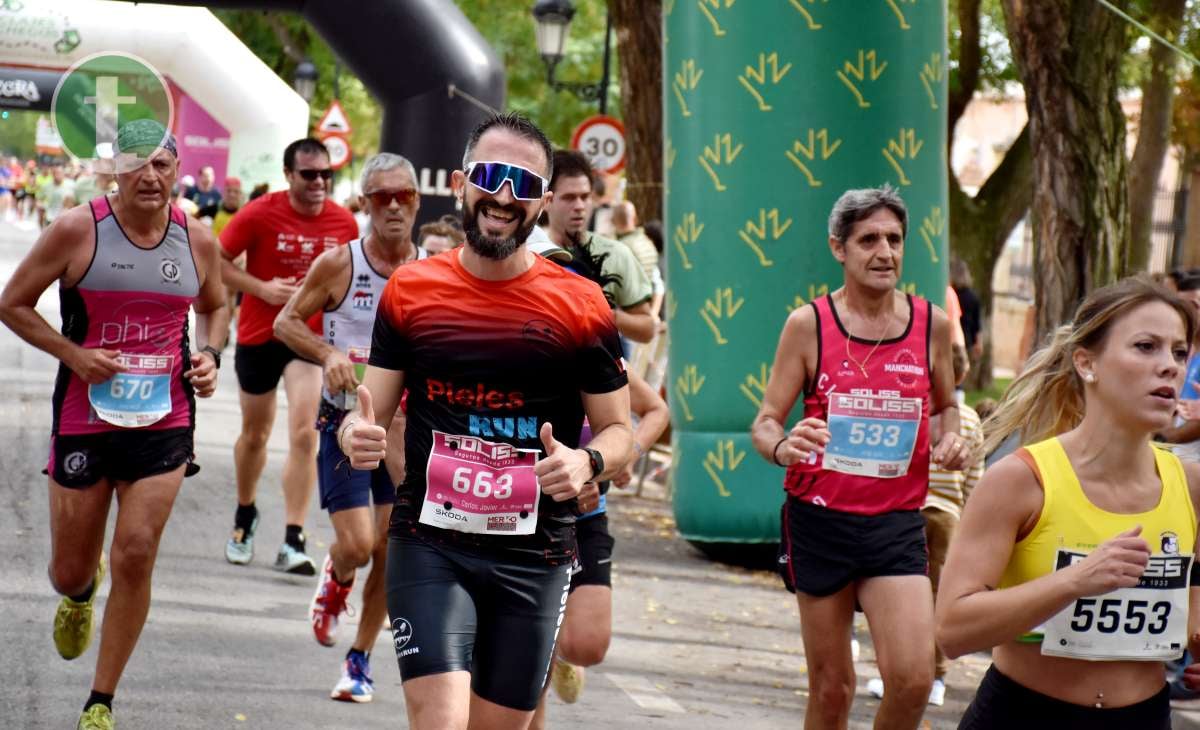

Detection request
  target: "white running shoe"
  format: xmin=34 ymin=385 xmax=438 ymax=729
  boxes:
xmin=274 ymin=541 xmax=316 ymax=575
xmin=928 ymin=678 xmax=946 ymax=706
xmin=866 ymin=677 xmax=884 ymax=698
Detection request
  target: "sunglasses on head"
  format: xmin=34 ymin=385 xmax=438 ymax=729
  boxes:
xmin=465 ymin=161 xmax=548 ymax=201
xmin=365 ymin=189 xmax=417 ymax=207
xmin=294 ymin=168 xmax=333 ymax=181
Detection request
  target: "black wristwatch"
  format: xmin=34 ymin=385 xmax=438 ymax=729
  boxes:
xmin=582 ymin=447 xmax=604 ymax=481
xmin=201 ymin=345 xmax=222 ymax=369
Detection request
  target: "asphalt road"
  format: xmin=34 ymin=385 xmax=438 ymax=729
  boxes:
xmin=1 ymin=217 xmax=1198 ymax=729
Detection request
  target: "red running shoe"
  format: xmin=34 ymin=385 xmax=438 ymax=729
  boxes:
xmin=310 ymin=554 xmax=354 ymax=647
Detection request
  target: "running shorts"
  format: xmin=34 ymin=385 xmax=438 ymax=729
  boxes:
xmin=569 ymin=513 xmax=615 ymax=592
xmin=234 ymin=340 xmax=316 ymax=395
xmin=317 ymin=429 xmax=396 ymax=513
xmin=385 ymin=533 xmax=572 ymax=711
xmin=959 ymin=664 xmax=1169 ymax=730
xmin=777 ymin=495 xmax=927 ymax=596
xmin=48 ymin=427 xmax=192 ymax=488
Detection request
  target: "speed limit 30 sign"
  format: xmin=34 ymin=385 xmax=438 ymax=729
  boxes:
xmin=571 ymin=115 xmax=626 ymax=174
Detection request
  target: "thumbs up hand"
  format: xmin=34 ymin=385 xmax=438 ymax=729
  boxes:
xmin=341 ymin=384 xmax=388 ymax=470
xmin=534 ymin=422 xmax=594 ymax=502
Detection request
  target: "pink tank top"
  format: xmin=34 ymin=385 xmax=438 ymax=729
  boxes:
xmin=51 ymin=196 xmax=200 ymax=435
xmin=784 ymin=293 xmax=932 ymax=515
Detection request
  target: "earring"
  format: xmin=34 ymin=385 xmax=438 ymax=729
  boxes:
xmin=1083 ymin=372 xmax=1096 ymax=383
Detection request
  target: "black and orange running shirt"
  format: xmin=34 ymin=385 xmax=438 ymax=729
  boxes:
xmin=370 ymin=250 xmax=627 ymax=563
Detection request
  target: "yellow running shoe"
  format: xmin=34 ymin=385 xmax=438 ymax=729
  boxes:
xmin=77 ymin=704 xmax=114 ymax=730
xmin=54 ymin=554 xmax=106 ymax=660
xmin=550 ymin=656 xmax=585 ymax=704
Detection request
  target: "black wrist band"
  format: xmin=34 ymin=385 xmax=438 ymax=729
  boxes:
xmin=772 ymin=437 xmax=788 ymax=467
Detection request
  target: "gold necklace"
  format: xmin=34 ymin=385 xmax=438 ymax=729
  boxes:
xmin=844 ymin=317 xmax=889 ymax=379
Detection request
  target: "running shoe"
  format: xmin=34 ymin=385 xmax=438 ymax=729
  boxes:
xmin=550 ymin=656 xmax=585 ymax=704
xmin=330 ymin=651 xmax=374 ymax=703
xmin=54 ymin=555 xmax=105 ymax=660
xmin=928 ymin=678 xmax=946 ymax=707
xmin=274 ymin=541 xmax=316 ymax=575
xmin=310 ymin=554 xmax=354 ymax=646
xmin=866 ymin=677 xmax=884 ymax=698
xmin=225 ymin=515 xmax=258 ymax=565
xmin=77 ymin=704 xmax=113 ymax=730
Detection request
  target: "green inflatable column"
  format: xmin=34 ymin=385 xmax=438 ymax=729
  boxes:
xmin=664 ymin=1 xmax=948 ymax=544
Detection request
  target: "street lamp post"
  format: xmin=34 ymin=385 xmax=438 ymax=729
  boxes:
xmin=531 ymin=0 xmax=611 ymax=115
xmin=293 ymin=58 xmax=319 ymax=105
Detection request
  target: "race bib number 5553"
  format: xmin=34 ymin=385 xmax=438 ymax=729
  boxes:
xmin=1041 ymin=549 xmax=1190 ymax=661
xmin=420 ymin=431 xmax=540 ymax=536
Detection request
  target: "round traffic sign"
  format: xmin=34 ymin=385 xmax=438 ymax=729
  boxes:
xmin=51 ymin=51 xmax=174 ymax=172
xmin=321 ymin=133 xmax=352 ymax=170
xmin=571 ymin=115 xmax=626 ymax=174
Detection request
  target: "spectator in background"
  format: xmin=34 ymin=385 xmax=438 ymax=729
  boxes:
xmin=187 ymin=165 xmax=222 ymax=220
xmin=249 ymin=182 xmax=269 ymax=202
xmin=212 ymin=176 xmax=244 ymax=238
xmin=1157 ymin=273 xmax=1200 ymax=461
xmin=541 ymin=150 xmax=656 ymax=344
xmin=347 ymin=195 xmax=370 ymax=237
xmin=950 ymin=257 xmax=982 ymax=362
xmin=72 ymin=166 xmax=116 ymax=206
xmin=42 ymin=165 xmax=76 ymax=229
xmin=33 ymin=162 xmax=53 ymax=228
xmin=416 ymin=219 xmax=464 ymax=254
xmin=611 ymin=201 xmax=664 ymax=318
xmin=0 ymin=157 xmax=12 ymax=220
xmin=915 ymin=343 xmax=984 ymax=707
xmin=172 ymin=184 xmax=199 ymax=218
xmin=587 ymin=171 xmax=614 ymax=236
xmin=8 ymin=157 xmax=27 ymax=222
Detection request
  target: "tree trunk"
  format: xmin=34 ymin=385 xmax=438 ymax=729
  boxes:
xmin=952 ymin=125 xmax=1034 ymax=390
xmin=1127 ymin=0 xmax=1187 ymax=274
xmin=608 ymin=0 xmax=662 ymax=222
xmin=1002 ymin=0 xmax=1130 ymax=343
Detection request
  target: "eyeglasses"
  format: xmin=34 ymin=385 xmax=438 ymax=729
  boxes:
xmin=465 ymin=161 xmax=548 ymax=201
xmin=365 ymin=189 xmax=417 ymax=207
xmin=294 ymin=168 xmax=333 ymax=181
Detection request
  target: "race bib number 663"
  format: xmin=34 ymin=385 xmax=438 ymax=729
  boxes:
xmin=420 ymin=431 xmax=541 ymax=536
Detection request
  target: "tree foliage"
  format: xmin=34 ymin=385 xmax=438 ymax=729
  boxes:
xmin=215 ymin=2 xmax=615 ymax=158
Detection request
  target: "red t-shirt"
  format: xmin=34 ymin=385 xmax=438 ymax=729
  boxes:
xmin=219 ymin=191 xmax=358 ymax=345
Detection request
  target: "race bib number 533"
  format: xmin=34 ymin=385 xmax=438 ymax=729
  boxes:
xmin=823 ymin=391 xmax=921 ymax=478
xmin=1041 ymin=549 xmax=1190 ymax=661
xmin=420 ymin=431 xmax=540 ymax=536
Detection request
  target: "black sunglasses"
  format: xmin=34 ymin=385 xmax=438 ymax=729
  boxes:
xmin=294 ymin=168 xmax=334 ymax=181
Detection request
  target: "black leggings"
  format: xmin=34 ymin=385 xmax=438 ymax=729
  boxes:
xmin=959 ymin=664 xmax=1170 ymax=730
xmin=385 ymin=533 xmax=572 ymax=711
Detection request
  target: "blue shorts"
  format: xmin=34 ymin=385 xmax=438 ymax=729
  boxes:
xmin=317 ymin=429 xmax=396 ymax=513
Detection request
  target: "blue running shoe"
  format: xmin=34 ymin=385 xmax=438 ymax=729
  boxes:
xmin=331 ymin=651 xmax=374 ymax=703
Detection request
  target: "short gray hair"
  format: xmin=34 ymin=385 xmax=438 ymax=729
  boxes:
xmin=827 ymin=184 xmax=908 ymax=242
xmin=360 ymin=152 xmax=417 ymax=192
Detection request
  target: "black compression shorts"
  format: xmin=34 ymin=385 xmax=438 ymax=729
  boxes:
xmin=48 ymin=427 xmax=192 ymax=488
xmin=777 ymin=495 xmax=927 ymax=596
xmin=385 ymin=533 xmax=573 ymax=711
xmin=569 ymin=513 xmax=614 ymax=592
xmin=959 ymin=664 xmax=1169 ymax=730
xmin=234 ymin=340 xmax=317 ymax=395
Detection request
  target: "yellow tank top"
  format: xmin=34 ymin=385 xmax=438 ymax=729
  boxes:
xmin=1000 ymin=437 xmax=1196 ymax=644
